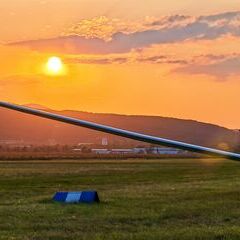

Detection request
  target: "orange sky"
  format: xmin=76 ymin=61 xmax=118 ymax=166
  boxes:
xmin=0 ymin=1 xmax=240 ymax=129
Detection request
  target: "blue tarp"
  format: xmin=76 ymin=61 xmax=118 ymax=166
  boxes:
xmin=53 ymin=191 xmax=100 ymax=203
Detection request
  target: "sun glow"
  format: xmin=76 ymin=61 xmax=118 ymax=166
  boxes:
xmin=45 ymin=56 xmax=65 ymax=75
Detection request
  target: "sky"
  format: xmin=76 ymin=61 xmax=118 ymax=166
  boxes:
xmin=0 ymin=0 xmax=240 ymax=129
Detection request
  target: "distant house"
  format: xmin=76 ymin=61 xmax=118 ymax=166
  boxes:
xmin=133 ymin=148 xmax=147 ymax=154
xmin=72 ymin=148 xmax=82 ymax=152
xmin=111 ymin=149 xmax=135 ymax=154
xmin=150 ymin=147 xmax=182 ymax=155
xmin=91 ymin=149 xmax=111 ymax=154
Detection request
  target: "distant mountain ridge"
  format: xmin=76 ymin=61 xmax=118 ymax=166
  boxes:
xmin=0 ymin=104 xmax=239 ymax=149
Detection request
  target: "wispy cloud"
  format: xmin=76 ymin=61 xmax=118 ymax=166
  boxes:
xmin=65 ymin=56 xmax=128 ymax=65
xmin=64 ymin=54 xmax=188 ymax=65
xmin=175 ymin=55 xmax=240 ymax=79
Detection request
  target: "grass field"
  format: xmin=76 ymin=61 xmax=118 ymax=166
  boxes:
xmin=1 ymin=158 xmax=240 ymax=240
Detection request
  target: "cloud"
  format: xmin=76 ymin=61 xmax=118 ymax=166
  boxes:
xmin=175 ymin=56 xmax=240 ymax=79
xmin=198 ymin=11 xmax=240 ymax=22
xmin=145 ymin=14 xmax=194 ymax=28
xmin=137 ymin=55 xmax=188 ymax=65
xmin=64 ymin=54 xmax=188 ymax=65
xmin=8 ymin=11 xmax=240 ymax=54
xmin=65 ymin=56 xmax=128 ymax=65
xmin=64 ymin=16 xmax=145 ymax=41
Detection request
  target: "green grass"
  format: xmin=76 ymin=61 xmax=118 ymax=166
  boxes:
xmin=1 ymin=158 xmax=240 ymax=239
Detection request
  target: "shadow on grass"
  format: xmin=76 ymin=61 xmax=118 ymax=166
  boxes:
xmin=38 ymin=198 xmax=107 ymax=205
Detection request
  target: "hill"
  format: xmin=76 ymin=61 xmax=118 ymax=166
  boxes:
xmin=0 ymin=105 xmax=239 ymax=149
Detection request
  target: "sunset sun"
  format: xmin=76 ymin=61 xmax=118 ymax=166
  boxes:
xmin=45 ymin=56 xmax=64 ymax=75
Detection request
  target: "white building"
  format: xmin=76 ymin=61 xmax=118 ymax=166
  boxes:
xmin=73 ymin=148 xmax=82 ymax=152
xmin=133 ymin=148 xmax=147 ymax=154
xmin=111 ymin=149 xmax=135 ymax=154
xmin=91 ymin=149 xmax=111 ymax=154
xmin=150 ymin=147 xmax=181 ymax=155
xmin=101 ymin=138 xmax=108 ymax=146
